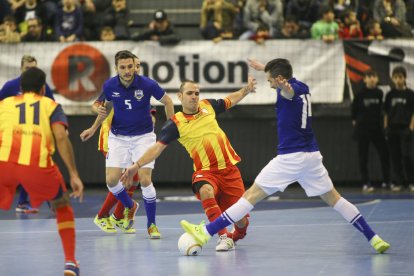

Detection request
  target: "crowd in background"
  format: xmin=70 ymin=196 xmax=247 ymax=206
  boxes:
xmin=0 ymin=0 xmax=413 ymax=44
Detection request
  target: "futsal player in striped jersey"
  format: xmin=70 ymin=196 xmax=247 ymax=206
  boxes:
xmin=0 ymin=67 xmax=83 ymax=276
xmin=180 ymin=58 xmax=391 ymax=254
xmin=80 ymin=50 xmax=174 ymax=237
xmin=0 ymin=55 xmax=55 ymax=214
xmin=121 ymin=76 xmax=257 ymax=251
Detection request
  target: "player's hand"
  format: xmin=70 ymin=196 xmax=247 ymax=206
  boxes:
xmin=245 ymin=75 xmax=257 ymax=94
xmin=69 ymin=175 xmax=84 ymax=203
xmin=120 ymin=164 xmax=139 ymax=186
xmin=97 ymin=105 xmax=108 ymax=118
xmin=80 ymin=128 xmax=95 ymax=142
xmin=276 ymin=76 xmax=293 ymax=94
xmin=247 ymin=58 xmax=265 ymax=71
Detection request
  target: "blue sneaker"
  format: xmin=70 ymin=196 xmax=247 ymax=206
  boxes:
xmin=64 ymin=261 xmax=79 ymax=276
xmin=15 ymin=203 xmax=39 ymax=214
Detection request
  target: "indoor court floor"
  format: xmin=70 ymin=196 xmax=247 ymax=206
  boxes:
xmin=0 ymin=187 xmax=413 ymax=276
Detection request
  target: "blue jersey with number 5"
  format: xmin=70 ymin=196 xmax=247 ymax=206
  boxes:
xmin=104 ymin=74 xmax=165 ymax=136
xmin=275 ymin=78 xmax=319 ymax=154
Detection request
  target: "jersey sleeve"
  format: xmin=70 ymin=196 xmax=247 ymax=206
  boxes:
xmin=157 ymin=119 xmax=179 ymax=145
xmin=45 ymin=83 xmax=55 ymax=100
xmin=0 ymin=81 xmax=12 ymax=100
xmin=205 ymin=98 xmax=231 ymax=114
xmin=103 ymin=83 xmax=112 ymax=101
xmin=151 ymin=81 xmax=166 ymax=101
xmin=50 ymin=104 xmax=68 ymax=128
xmin=94 ymin=92 xmax=106 ymax=105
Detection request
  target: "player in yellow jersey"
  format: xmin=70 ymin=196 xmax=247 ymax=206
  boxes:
xmin=121 ymin=77 xmax=257 ymax=251
xmin=0 ymin=67 xmax=84 ymax=276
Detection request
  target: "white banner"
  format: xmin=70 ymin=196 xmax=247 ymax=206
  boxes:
xmin=0 ymin=41 xmax=345 ymax=114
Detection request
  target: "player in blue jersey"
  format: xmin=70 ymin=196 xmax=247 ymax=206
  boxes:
xmin=181 ymin=58 xmax=391 ymax=254
xmin=80 ymin=50 xmax=174 ymax=238
xmin=0 ymin=55 xmax=55 ymax=214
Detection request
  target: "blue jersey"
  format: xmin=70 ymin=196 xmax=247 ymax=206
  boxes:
xmin=104 ymin=74 xmax=165 ymax=136
xmin=0 ymin=76 xmax=55 ymax=100
xmin=276 ymin=78 xmax=319 ymax=154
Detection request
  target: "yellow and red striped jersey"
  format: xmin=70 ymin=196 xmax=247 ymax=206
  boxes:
xmin=160 ymin=99 xmax=240 ymax=171
xmin=98 ymin=110 xmax=113 ymax=153
xmin=0 ymin=93 xmax=66 ymax=168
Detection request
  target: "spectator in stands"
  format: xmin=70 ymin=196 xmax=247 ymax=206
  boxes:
xmin=200 ymin=0 xmax=237 ymax=42
xmin=357 ymin=0 xmax=376 ymax=33
xmin=81 ymin=0 xmax=112 ymax=41
xmin=365 ymin=19 xmax=384 ymax=40
xmin=329 ymin=0 xmax=359 ymax=18
xmin=103 ymin=0 xmax=131 ymax=40
xmin=338 ymin=9 xmax=363 ymax=39
xmin=285 ymin=0 xmax=320 ymax=30
xmin=55 ymin=0 xmax=83 ymax=42
xmin=239 ymin=0 xmax=284 ymax=40
xmin=0 ymin=0 xmax=12 ymax=23
xmin=311 ymin=5 xmax=339 ymax=43
xmin=248 ymin=23 xmax=271 ymax=44
xmin=131 ymin=9 xmax=181 ymax=46
xmin=0 ymin=15 xmax=21 ymax=43
xmin=229 ymin=0 xmax=247 ymax=37
xmin=373 ymin=0 xmax=413 ymax=37
xmin=100 ymin=25 xmax=115 ymax=41
xmin=21 ymin=16 xmax=54 ymax=41
xmin=14 ymin=0 xmax=47 ymax=35
xmin=273 ymin=15 xmax=310 ymax=38
xmin=41 ymin=0 xmax=59 ymax=29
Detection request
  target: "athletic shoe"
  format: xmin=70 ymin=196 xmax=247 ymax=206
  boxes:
xmin=15 ymin=203 xmax=39 ymax=214
xmin=389 ymin=184 xmax=401 ymax=192
xmin=215 ymin=234 xmax=235 ymax=251
xmin=110 ymin=214 xmax=136 ymax=234
xmin=362 ymin=184 xmax=375 ymax=193
xmin=64 ymin=261 xmax=80 ymax=276
xmin=370 ymin=235 xmax=390 ymax=254
xmin=122 ymin=201 xmax=138 ymax=230
xmin=409 ymin=184 xmax=414 ymax=192
xmin=231 ymin=219 xmax=249 ymax=242
xmin=147 ymin=223 xmax=161 ymax=239
xmin=93 ymin=215 xmax=116 ymax=233
xmin=180 ymin=220 xmax=210 ymax=246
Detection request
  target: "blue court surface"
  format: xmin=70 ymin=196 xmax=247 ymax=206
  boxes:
xmin=0 ymin=187 xmax=413 ymax=276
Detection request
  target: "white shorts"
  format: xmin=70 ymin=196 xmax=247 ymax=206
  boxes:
xmin=106 ymin=131 xmax=156 ymax=169
xmin=255 ymin=151 xmax=334 ymax=197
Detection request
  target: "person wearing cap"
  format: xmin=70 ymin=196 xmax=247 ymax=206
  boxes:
xmin=131 ymin=9 xmax=181 ymax=45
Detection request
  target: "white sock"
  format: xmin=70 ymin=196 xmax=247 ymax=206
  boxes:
xmin=333 ymin=197 xmax=360 ymax=222
xmin=141 ymin=183 xmax=156 ymax=201
xmin=224 ymin=197 xmax=254 ymax=223
xmin=107 ymin=182 xmax=124 ymax=195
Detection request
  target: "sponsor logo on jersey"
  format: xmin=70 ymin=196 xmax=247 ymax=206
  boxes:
xmin=112 ymin=92 xmax=120 ymax=97
xmin=134 ymin=90 xmax=144 ymax=100
xmin=195 ymin=174 xmax=204 ymax=178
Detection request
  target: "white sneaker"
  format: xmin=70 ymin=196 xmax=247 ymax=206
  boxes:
xmin=215 ymin=234 xmax=235 ymax=251
xmin=362 ymin=185 xmax=374 ymax=193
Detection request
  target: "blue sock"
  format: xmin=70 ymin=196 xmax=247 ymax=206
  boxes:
xmin=206 ymin=212 xmax=233 ymax=236
xmin=113 ymin=188 xmax=134 ymax=209
xmin=143 ymin=196 xmax=156 ymax=228
xmin=351 ymin=215 xmax=376 ymax=241
xmin=18 ymin=186 xmax=29 ymax=205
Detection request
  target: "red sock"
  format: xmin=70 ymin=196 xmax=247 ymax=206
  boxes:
xmin=113 ymin=186 xmax=136 ymax=219
xmin=97 ymin=192 xmax=118 ymax=218
xmin=56 ymin=205 xmax=76 ymax=263
xmin=233 ymin=217 xmax=249 ymax=242
xmin=201 ymin=198 xmax=228 ymax=236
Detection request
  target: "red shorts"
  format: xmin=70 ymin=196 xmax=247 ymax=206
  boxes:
xmin=192 ymin=165 xmax=245 ymax=211
xmin=102 ymin=150 xmax=139 ymax=182
xmin=0 ymin=161 xmax=67 ymax=209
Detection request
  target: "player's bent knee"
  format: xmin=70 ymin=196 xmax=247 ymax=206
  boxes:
xmin=243 ymin=183 xmax=268 ymax=205
xmin=50 ymin=192 xmax=71 ymax=209
xmin=196 ymin=183 xmax=215 ymax=199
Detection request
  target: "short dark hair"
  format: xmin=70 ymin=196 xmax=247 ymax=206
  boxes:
xmin=264 ymin=58 xmax=293 ymax=79
xmin=114 ymin=50 xmax=137 ymax=66
xmin=21 ymin=67 xmax=46 ymax=93
xmin=363 ymin=69 xmax=378 ymax=77
xmin=392 ymin=66 xmax=407 ymax=78
xmin=179 ymin=80 xmax=197 ymax=93
xmin=21 ymin=55 xmax=37 ymax=68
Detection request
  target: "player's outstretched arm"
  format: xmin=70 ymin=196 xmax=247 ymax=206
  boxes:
xmin=120 ymin=142 xmax=167 ymax=186
xmin=247 ymin=58 xmax=265 ymax=71
xmin=276 ymin=77 xmax=294 ymax=99
xmin=52 ymin=124 xmax=84 ymax=202
xmin=226 ymin=75 xmax=257 ymax=107
xmin=158 ymin=94 xmax=175 ymax=119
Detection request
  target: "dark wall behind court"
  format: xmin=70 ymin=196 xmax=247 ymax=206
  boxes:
xmin=57 ymin=105 xmax=395 ymax=188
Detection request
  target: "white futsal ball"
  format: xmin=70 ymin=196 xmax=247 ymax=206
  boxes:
xmin=178 ymin=233 xmax=202 ymax=256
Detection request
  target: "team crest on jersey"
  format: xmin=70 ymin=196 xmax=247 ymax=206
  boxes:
xmin=134 ymin=90 xmax=144 ymax=100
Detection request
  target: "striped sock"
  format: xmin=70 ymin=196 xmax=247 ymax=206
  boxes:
xmin=113 ymin=186 xmax=136 ymax=219
xmin=206 ymin=198 xmax=254 ymax=236
xmin=202 ymin=198 xmax=228 ymax=236
xmin=108 ymin=182 xmax=133 ymax=209
xmin=56 ymin=205 xmax=76 ymax=263
xmin=142 ymin=184 xmax=156 ymax=228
